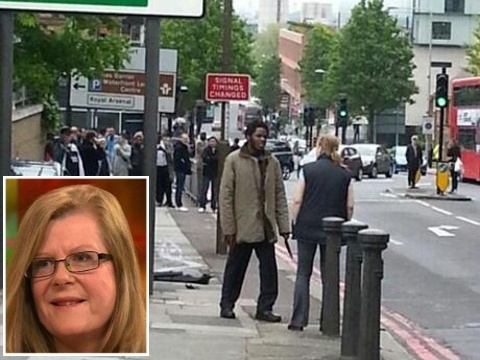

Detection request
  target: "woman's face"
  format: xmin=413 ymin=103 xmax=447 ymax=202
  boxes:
xmin=31 ymin=211 xmax=116 ymax=350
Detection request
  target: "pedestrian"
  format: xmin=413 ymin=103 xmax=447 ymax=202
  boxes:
xmin=112 ymin=135 xmax=131 ymax=176
xmin=95 ymin=137 xmax=111 ymax=176
xmin=405 ymin=135 xmax=423 ymax=189
xmin=447 ymin=138 xmax=462 ymax=193
xmin=53 ymin=126 xmax=85 ymax=176
xmin=173 ymin=133 xmax=192 ymax=212
xmin=5 ymin=184 xmax=146 ymax=353
xmin=79 ymin=130 xmax=100 ymax=176
xmin=219 ymin=120 xmax=290 ymax=322
xmin=156 ymin=132 xmax=174 ymax=207
xmin=129 ymin=131 xmax=144 ymax=176
xmin=199 ymin=136 xmax=218 ymax=213
xmin=230 ymin=138 xmax=240 ymax=152
xmin=195 ymin=132 xmax=208 ymax=204
xmin=44 ymin=133 xmax=55 ymax=162
xmin=288 ymin=134 xmax=354 ymax=332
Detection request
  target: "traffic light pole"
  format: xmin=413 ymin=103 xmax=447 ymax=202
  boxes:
xmin=438 ymin=67 xmax=447 ymax=163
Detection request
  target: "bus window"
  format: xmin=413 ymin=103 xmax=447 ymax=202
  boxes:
xmin=458 ymin=128 xmax=476 ymax=150
xmin=453 ymin=85 xmax=480 ymax=107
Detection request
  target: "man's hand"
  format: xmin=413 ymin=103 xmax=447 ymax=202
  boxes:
xmin=280 ymin=233 xmax=290 ymax=241
xmin=224 ymin=234 xmax=236 ymax=246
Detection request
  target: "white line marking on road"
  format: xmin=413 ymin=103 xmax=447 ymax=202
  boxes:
xmin=390 ymin=239 xmax=404 ymax=246
xmin=430 ymin=206 xmax=453 ymax=216
xmin=380 ymin=193 xmax=398 ymax=199
xmin=456 ymin=216 xmax=480 ymax=226
xmin=428 ymin=225 xmax=459 ymax=237
xmin=416 ymin=200 xmax=431 ymax=208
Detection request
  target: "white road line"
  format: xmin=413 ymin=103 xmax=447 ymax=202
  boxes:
xmin=380 ymin=193 xmax=398 ymax=199
xmin=416 ymin=200 xmax=431 ymax=208
xmin=430 ymin=206 xmax=453 ymax=216
xmin=390 ymin=239 xmax=404 ymax=246
xmin=456 ymin=216 xmax=480 ymax=226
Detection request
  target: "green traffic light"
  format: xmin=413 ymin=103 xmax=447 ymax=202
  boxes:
xmin=436 ymin=97 xmax=447 ymax=108
xmin=340 ymin=110 xmax=347 ymax=117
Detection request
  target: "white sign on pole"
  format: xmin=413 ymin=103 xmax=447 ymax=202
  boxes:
xmin=422 ymin=116 xmax=434 ymax=135
xmin=70 ymin=48 xmax=178 ymax=113
xmin=0 ymin=0 xmax=204 ymax=17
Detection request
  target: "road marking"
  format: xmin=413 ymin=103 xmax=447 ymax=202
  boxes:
xmin=380 ymin=192 xmax=398 ymax=199
xmin=456 ymin=216 xmax=480 ymax=226
xmin=430 ymin=206 xmax=452 ymax=216
xmin=390 ymin=239 xmax=404 ymax=246
xmin=416 ymin=200 xmax=431 ymax=208
xmin=428 ymin=225 xmax=459 ymax=237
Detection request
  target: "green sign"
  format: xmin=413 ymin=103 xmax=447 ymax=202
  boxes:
xmin=0 ymin=0 xmax=204 ymax=17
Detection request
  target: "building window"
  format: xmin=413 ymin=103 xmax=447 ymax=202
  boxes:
xmin=432 ymin=22 xmax=451 ymax=40
xmin=445 ymin=0 xmax=464 ymax=14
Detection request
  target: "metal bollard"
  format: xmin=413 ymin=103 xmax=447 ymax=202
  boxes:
xmin=322 ymin=217 xmax=345 ymax=336
xmin=341 ymin=220 xmax=369 ymax=357
xmin=358 ymin=229 xmax=389 ymax=360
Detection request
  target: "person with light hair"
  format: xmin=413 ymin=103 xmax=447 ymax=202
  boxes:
xmin=288 ymin=134 xmax=354 ymax=332
xmin=6 ymin=184 xmax=146 ymax=353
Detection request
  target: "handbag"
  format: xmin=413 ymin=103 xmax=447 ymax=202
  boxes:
xmin=454 ymin=158 xmax=463 ymax=173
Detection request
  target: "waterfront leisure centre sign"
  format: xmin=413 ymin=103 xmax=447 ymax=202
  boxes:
xmin=0 ymin=0 xmax=204 ymax=17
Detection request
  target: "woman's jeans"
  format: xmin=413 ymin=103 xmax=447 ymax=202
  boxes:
xmin=290 ymin=240 xmax=326 ymax=329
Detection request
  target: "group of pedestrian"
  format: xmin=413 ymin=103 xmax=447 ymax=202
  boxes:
xmin=218 ymin=120 xmax=354 ymax=331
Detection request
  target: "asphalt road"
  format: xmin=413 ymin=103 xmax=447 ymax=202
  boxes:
xmin=283 ymin=171 xmax=480 ymax=360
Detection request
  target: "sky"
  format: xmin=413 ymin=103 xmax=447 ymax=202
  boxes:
xmin=234 ymin=0 xmax=414 ymax=19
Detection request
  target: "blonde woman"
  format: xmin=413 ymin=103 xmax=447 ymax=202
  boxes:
xmin=6 ymin=185 xmax=146 ymax=353
xmin=288 ymin=134 xmax=354 ymax=332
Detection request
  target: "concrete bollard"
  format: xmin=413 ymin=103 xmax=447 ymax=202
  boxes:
xmin=358 ymin=229 xmax=389 ymax=360
xmin=341 ymin=220 xmax=369 ymax=357
xmin=322 ymin=217 xmax=345 ymax=336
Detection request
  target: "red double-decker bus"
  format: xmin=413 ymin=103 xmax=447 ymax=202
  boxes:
xmin=450 ymin=77 xmax=480 ymax=182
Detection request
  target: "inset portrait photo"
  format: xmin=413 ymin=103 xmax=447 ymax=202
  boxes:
xmin=3 ymin=177 xmax=148 ymax=355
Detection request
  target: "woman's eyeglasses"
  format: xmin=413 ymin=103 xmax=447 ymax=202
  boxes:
xmin=25 ymin=251 xmax=113 ymax=279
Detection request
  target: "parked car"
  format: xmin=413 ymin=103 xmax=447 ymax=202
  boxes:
xmin=351 ymin=144 xmax=393 ymax=178
xmin=11 ymin=160 xmax=60 ymax=176
xmin=299 ymin=145 xmax=364 ymax=181
xmin=266 ymin=140 xmax=294 ymax=180
xmin=390 ymin=146 xmax=427 ymax=176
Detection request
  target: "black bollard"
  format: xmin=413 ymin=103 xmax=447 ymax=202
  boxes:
xmin=358 ymin=229 xmax=389 ymax=360
xmin=341 ymin=220 xmax=369 ymax=357
xmin=322 ymin=217 xmax=345 ymax=336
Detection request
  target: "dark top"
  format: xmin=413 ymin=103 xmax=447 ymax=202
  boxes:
xmin=130 ymin=143 xmax=144 ymax=176
xmin=202 ymin=146 xmax=219 ymax=178
xmin=293 ymin=154 xmax=351 ymax=244
xmin=406 ymin=144 xmax=423 ymax=168
xmin=80 ymin=141 xmax=99 ymax=176
xmin=447 ymin=144 xmax=461 ymax=163
xmin=97 ymin=147 xmax=110 ymax=176
xmin=53 ymin=140 xmax=81 ymax=176
xmin=174 ymin=142 xmax=192 ymax=174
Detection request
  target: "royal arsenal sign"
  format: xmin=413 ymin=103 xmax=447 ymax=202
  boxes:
xmin=205 ymin=73 xmax=250 ymax=102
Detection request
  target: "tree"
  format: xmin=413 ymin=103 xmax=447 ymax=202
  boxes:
xmin=467 ymin=19 xmax=480 ymax=75
xmin=299 ymin=24 xmax=338 ymax=111
xmin=254 ymin=55 xmax=281 ymax=113
xmin=253 ymin=23 xmax=281 ymax=62
xmin=323 ymin=0 xmax=417 ymax=142
xmin=14 ymin=13 xmax=130 ymax=131
xmin=160 ymin=0 xmax=255 ymax=112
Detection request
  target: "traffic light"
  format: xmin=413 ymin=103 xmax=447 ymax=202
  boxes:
xmin=435 ymin=73 xmax=449 ymax=108
xmin=337 ymin=97 xmax=348 ymax=127
xmin=304 ymin=105 xmax=315 ymax=127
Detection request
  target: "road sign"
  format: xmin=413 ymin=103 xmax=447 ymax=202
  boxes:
xmin=70 ymin=47 xmax=177 ymax=113
xmin=205 ymin=73 xmax=250 ymax=102
xmin=0 ymin=0 xmax=204 ymax=17
xmin=428 ymin=225 xmax=459 ymax=237
xmin=422 ymin=116 xmax=434 ymax=135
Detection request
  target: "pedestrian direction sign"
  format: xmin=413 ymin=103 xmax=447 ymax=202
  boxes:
xmin=0 ymin=0 xmax=204 ymax=17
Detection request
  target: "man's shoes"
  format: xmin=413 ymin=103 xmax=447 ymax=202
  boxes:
xmin=287 ymin=324 xmax=303 ymax=331
xmin=255 ymin=311 xmax=282 ymax=323
xmin=198 ymin=207 xmax=205 ymax=213
xmin=220 ymin=308 xmax=236 ymax=319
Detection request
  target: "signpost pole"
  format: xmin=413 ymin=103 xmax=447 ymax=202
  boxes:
xmin=144 ymin=16 xmax=160 ymax=296
xmin=0 ymin=10 xmax=14 ymax=291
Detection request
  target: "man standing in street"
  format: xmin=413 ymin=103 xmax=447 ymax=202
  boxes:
xmin=53 ymin=126 xmax=85 ymax=176
xmin=173 ymin=133 xmax=192 ymax=212
xmin=157 ymin=132 xmax=174 ymax=207
xmin=406 ymin=135 xmax=423 ymax=189
xmin=198 ymin=136 xmax=219 ymax=213
xmin=219 ymin=120 xmax=290 ymax=322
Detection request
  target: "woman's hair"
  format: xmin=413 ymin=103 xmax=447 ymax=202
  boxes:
xmin=6 ymin=184 xmax=146 ymax=353
xmin=316 ymin=134 xmax=342 ymax=165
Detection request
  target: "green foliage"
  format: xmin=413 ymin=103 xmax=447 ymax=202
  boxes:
xmin=41 ymin=95 xmax=61 ymax=133
xmin=299 ymin=24 xmax=338 ymax=109
xmin=161 ymin=0 xmax=255 ymax=111
xmin=14 ymin=14 xmax=130 ymax=102
xmin=467 ymin=19 xmax=480 ymax=75
xmin=254 ymin=55 xmax=281 ymax=113
xmin=323 ymin=0 xmax=417 ymax=141
xmin=253 ymin=23 xmax=281 ymax=62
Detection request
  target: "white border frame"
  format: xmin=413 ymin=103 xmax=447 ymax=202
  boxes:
xmin=2 ymin=175 xmax=150 ymax=357
xmin=205 ymin=73 xmax=251 ymax=102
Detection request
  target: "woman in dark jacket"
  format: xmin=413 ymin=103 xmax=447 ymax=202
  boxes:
xmin=79 ymin=130 xmax=100 ymax=176
xmin=447 ymin=138 xmax=461 ymax=193
xmin=288 ymin=134 xmax=354 ymax=332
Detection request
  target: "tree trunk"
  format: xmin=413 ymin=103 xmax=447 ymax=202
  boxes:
xmin=368 ymin=108 xmax=375 ymax=143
